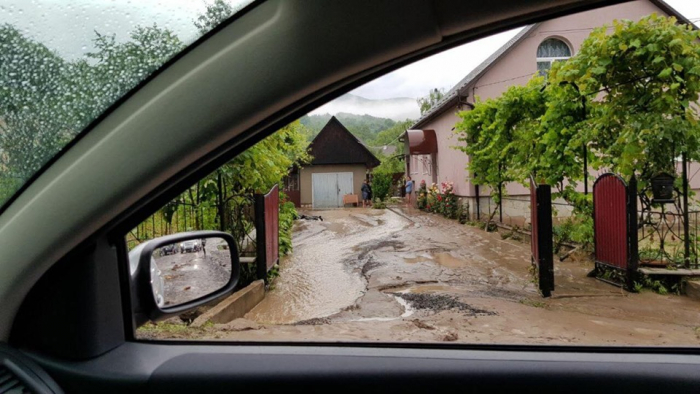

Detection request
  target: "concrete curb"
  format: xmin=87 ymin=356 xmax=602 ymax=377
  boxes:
xmin=191 ymin=280 xmax=265 ymax=327
xmin=687 ymin=281 xmax=700 ymax=301
xmin=386 ymin=206 xmax=419 ymax=224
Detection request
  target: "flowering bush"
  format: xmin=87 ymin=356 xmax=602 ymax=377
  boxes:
xmin=416 ymin=180 xmax=428 ymax=209
xmin=419 ymin=180 xmax=459 ymax=219
xmin=440 ymin=181 xmax=458 ymax=219
xmin=426 ymin=183 xmax=439 ymax=212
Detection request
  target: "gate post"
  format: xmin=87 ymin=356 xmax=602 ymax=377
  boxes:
xmin=626 ymin=176 xmax=638 ymax=290
xmin=536 ymin=183 xmax=554 ymax=297
xmin=530 ymin=177 xmax=554 ymax=297
xmin=254 ymin=193 xmax=267 ymax=281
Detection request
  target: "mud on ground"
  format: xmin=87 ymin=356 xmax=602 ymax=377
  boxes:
xmin=140 ymin=206 xmax=700 ymax=346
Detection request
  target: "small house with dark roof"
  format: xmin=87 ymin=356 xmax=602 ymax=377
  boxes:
xmin=298 ymin=116 xmax=380 ymax=208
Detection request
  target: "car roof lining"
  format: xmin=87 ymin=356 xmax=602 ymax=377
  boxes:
xmin=0 ymin=0 xmax=632 ymax=341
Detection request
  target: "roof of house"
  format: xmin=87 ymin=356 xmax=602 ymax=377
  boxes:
xmin=308 ymin=116 xmax=381 ymax=168
xmin=411 ymin=0 xmax=693 ymax=129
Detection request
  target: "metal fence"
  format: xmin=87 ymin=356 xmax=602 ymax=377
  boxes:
xmin=638 ymin=207 xmax=700 ymax=269
xmin=255 ymin=184 xmax=280 ymax=280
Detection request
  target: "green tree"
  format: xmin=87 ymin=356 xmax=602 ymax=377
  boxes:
xmin=456 ymin=14 xmax=700 ymax=196
xmin=0 ymin=24 xmax=71 ymax=197
xmin=194 ymin=0 xmax=240 ymax=35
xmin=0 ymin=23 xmax=184 ymax=205
xmin=371 ymin=119 xmax=412 ymax=174
xmin=417 ymin=88 xmax=446 ymax=115
xmin=453 ymin=14 xmax=700 ymax=244
xmin=548 ymin=14 xmax=700 ymax=182
xmin=1 ymin=0 xmax=310 ymax=260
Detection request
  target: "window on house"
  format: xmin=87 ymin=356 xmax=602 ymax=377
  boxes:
xmin=422 ymin=155 xmax=432 ymax=176
xmin=536 ymin=38 xmax=572 ymax=75
xmin=411 ymin=155 xmax=419 ymax=174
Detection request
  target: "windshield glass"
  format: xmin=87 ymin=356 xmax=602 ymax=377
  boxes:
xmin=0 ymin=0 xmax=253 ymax=208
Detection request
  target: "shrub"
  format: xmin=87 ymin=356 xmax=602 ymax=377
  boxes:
xmin=552 ymin=215 xmax=593 ymax=253
xmin=279 ymin=200 xmax=297 ymax=256
xmin=420 ymin=181 xmax=461 ymax=221
xmin=373 ymin=198 xmax=387 ymax=209
xmin=416 ymin=180 xmax=428 ymax=209
xmin=439 ymin=182 xmax=458 ymax=218
xmin=371 ymin=171 xmax=393 ymax=201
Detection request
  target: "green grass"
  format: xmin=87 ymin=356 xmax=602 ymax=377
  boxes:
xmin=519 ymin=299 xmax=547 ymax=308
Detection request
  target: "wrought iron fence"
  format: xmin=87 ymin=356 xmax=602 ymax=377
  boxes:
xmin=637 ymin=207 xmax=700 ymax=269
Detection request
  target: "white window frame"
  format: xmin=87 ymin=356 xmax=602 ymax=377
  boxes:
xmin=410 ymin=155 xmax=419 ymax=175
xmin=536 ymin=56 xmax=570 ymax=73
xmin=536 ymin=38 xmax=572 ymax=75
xmin=421 ymin=155 xmax=432 ymax=176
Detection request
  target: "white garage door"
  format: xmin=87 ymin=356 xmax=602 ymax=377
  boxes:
xmin=312 ymin=172 xmax=354 ymax=208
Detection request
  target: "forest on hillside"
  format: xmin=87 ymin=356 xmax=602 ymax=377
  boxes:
xmin=300 ymin=113 xmax=397 ymax=143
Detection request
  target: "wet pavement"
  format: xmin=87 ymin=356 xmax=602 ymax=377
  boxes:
xmin=246 ymin=210 xmax=408 ymax=324
xmin=154 ymin=237 xmax=232 ymax=306
xmin=148 ymin=207 xmax=700 ymax=346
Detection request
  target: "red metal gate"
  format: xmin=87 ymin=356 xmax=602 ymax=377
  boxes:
xmin=530 ymin=177 xmax=554 ymax=297
xmin=255 ymin=184 xmax=280 ymax=281
xmin=593 ymin=174 xmax=638 ymax=289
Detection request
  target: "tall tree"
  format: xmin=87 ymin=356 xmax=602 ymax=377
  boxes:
xmin=417 ymin=88 xmax=446 ymax=115
xmin=454 ymin=14 xmax=700 ymax=223
xmin=548 ymin=14 xmax=700 ymax=182
xmin=0 ymin=23 xmax=184 ymax=204
xmin=194 ymin=0 xmax=239 ymax=34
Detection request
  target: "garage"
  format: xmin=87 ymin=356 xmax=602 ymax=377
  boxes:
xmin=299 ymin=116 xmax=380 ymax=208
xmin=312 ymin=172 xmax=354 ymax=208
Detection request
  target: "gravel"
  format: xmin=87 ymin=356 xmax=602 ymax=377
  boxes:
xmin=391 ymin=293 xmax=496 ymax=317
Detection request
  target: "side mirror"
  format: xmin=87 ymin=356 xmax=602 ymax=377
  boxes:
xmin=128 ymin=230 xmax=239 ymax=326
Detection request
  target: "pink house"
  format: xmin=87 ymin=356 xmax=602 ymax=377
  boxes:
xmin=405 ymin=0 xmax=697 ymax=224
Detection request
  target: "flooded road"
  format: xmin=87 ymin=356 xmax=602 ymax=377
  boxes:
xmin=154 ymin=237 xmax=232 ymax=306
xmin=147 ymin=206 xmax=700 ymax=346
xmin=246 ymin=209 xmax=410 ymax=324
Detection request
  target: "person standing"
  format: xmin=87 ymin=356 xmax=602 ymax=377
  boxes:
xmin=405 ymin=176 xmax=414 ymax=205
xmin=361 ymin=179 xmax=371 ymax=208
xmin=367 ymin=181 xmax=373 ymax=206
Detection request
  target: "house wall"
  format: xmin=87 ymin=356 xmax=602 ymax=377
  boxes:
xmin=300 ymin=164 xmax=368 ymax=206
xmin=412 ymin=0 xmax=691 ymax=219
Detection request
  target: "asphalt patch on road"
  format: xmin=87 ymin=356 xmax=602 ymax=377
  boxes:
xmin=292 ymin=317 xmax=331 ymax=326
xmin=391 ymin=293 xmax=496 ymax=317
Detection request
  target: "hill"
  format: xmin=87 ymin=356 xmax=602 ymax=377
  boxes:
xmin=300 ymin=113 xmax=397 ymax=143
xmin=309 ymin=93 xmax=420 ymax=121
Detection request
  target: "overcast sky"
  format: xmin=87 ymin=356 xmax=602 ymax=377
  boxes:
xmin=1 ymin=0 xmax=698 ymax=106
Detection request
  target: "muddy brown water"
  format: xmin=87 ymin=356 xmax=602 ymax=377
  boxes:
xmin=246 ymin=209 xmax=410 ymax=324
xmin=403 ymin=252 xmax=468 ymax=269
xmin=149 ymin=207 xmax=700 ymax=346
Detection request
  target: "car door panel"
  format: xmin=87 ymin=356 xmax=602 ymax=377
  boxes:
xmin=26 ymin=343 xmax=700 ymax=393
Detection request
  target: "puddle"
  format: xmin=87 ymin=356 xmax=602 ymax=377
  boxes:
xmin=322 ymin=221 xmax=346 ymax=234
xmin=352 ymin=294 xmax=414 ymax=322
xmin=246 ymin=209 xmax=410 ymax=324
xmin=403 ymin=252 xmax=467 ymax=268
xmin=388 ymin=283 xmax=471 ymax=296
